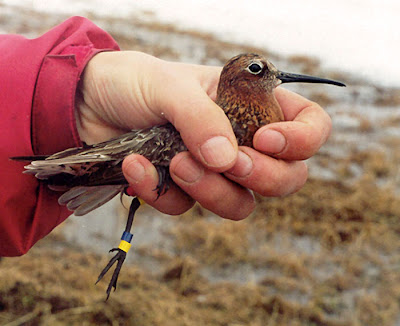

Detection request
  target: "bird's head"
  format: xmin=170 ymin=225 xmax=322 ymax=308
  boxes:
xmin=217 ymin=53 xmax=345 ymax=95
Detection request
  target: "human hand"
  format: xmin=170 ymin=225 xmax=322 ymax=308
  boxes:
xmin=76 ymin=51 xmax=331 ymax=220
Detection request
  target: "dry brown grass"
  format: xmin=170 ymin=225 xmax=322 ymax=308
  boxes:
xmin=287 ymin=55 xmax=321 ymax=75
xmin=374 ymin=87 xmax=400 ymax=107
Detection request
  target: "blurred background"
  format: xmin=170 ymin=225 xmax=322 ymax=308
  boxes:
xmin=1 ymin=1 xmax=399 ymax=325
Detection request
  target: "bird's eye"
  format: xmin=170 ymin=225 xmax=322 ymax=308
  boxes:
xmin=247 ymin=63 xmax=263 ymax=75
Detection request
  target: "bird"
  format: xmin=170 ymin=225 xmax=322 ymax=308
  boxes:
xmin=12 ymin=53 xmax=345 ymax=299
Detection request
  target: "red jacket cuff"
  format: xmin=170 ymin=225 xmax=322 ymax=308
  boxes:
xmin=32 ymin=19 xmax=119 ymax=155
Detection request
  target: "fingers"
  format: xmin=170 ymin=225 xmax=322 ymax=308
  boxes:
xmin=123 ymin=152 xmax=255 ymax=220
xmin=122 ymin=154 xmax=194 ymax=215
xmin=123 ymin=146 xmax=307 ymax=219
xmin=170 ymin=152 xmax=255 ymax=220
xmin=154 ymin=62 xmax=238 ymax=172
xmin=253 ymin=87 xmax=332 ymax=160
xmin=225 ymin=147 xmax=308 ymax=197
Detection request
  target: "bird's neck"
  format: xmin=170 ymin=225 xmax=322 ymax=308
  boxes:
xmin=216 ymin=88 xmax=284 ymax=147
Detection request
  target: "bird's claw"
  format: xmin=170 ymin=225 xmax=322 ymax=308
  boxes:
xmin=154 ymin=166 xmax=171 ymax=199
xmin=96 ymin=248 xmax=127 ymax=300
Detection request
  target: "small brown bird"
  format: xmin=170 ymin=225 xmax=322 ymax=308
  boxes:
xmin=13 ymin=53 xmax=345 ymax=298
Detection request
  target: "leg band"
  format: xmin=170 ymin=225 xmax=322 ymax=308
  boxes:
xmin=118 ymin=240 xmax=132 ymax=253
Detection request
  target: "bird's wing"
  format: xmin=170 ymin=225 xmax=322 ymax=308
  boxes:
xmin=57 ymin=185 xmax=125 ymax=216
xmin=23 ymin=124 xmax=185 ymax=179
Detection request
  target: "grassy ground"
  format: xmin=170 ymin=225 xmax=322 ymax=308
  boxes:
xmin=1 ymin=173 xmax=399 ymax=326
xmin=1 ymin=4 xmax=400 ymax=326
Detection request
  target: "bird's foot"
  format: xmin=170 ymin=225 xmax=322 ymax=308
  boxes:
xmin=96 ymin=248 xmax=126 ymax=300
xmin=96 ymin=230 xmax=133 ymax=300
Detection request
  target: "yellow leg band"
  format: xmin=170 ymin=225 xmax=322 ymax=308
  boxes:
xmin=118 ymin=240 xmax=132 ymax=253
xmin=138 ymin=197 xmax=145 ymax=205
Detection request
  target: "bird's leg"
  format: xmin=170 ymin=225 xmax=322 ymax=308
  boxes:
xmin=96 ymin=196 xmax=140 ymax=300
xmin=154 ymin=165 xmax=171 ymax=199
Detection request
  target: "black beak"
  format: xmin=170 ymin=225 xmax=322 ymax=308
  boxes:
xmin=277 ymin=71 xmax=346 ymax=87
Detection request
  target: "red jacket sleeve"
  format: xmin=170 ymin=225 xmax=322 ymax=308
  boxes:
xmin=0 ymin=16 xmax=120 ymax=256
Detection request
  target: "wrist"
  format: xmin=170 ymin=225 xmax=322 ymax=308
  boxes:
xmin=75 ymin=51 xmax=122 ymax=144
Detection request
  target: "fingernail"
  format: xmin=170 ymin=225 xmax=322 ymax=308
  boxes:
xmin=125 ymin=159 xmax=145 ymax=184
xmin=174 ymin=155 xmax=204 ymax=184
xmin=200 ymin=136 xmax=236 ymax=168
xmin=256 ymin=129 xmax=286 ymax=154
xmin=226 ymin=151 xmax=253 ymax=178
